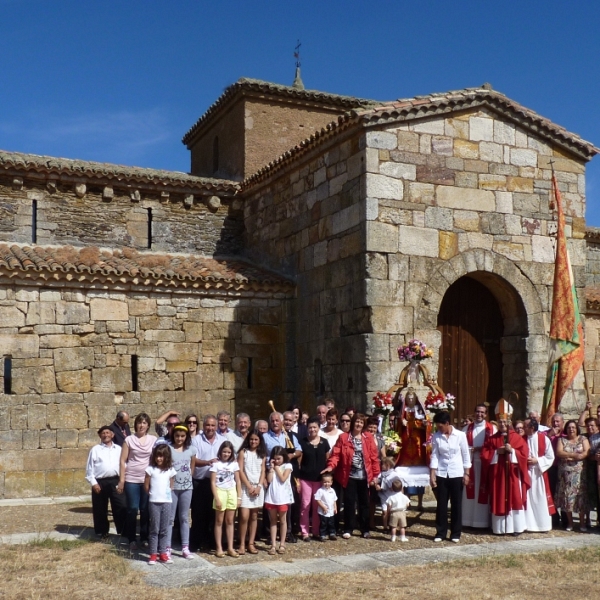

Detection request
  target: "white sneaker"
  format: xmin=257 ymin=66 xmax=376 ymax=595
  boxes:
xmin=391 ymin=535 xmax=397 ymax=542
xmin=451 ymin=538 xmax=460 ymax=543
xmin=434 ymin=537 xmax=443 ymax=542
xmin=342 ymin=532 xmax=351 ymax=539
xmin=400 ymin=536 xmax=408 ymax=542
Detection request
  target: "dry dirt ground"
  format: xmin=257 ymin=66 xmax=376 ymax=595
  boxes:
xmin=0 ymin=498 xmax=581 ymax=565
xmin=0 ymin=538 xmax=598 ymax=600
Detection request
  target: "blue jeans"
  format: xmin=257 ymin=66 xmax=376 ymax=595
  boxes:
xmin=124 ymin=482 xmax=150 ymax=543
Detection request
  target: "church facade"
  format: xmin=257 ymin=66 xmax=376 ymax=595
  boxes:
xmin=0 ymin=77 xmax=597 ymax=497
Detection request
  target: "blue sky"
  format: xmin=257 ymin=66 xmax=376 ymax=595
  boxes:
xmin=1 ymin=1 xmax=599 ymax=222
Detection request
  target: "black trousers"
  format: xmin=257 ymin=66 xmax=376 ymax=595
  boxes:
xmin=190 ymin=478 xmax=215 ymax=550
xmin=91 ymin=476 xmax=127 ymax=536
xmin=319 ymin=515 xmax=336 ymax=537
xmin=344 ymin=478 xmax=369 ymax=534
xmin=433 ymin=475 xmax=463 ymax=540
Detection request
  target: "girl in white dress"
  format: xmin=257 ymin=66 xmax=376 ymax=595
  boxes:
xmin=237 ymin=431 xmax=267 ymax=555
xmin=265 ymin=446 xmax=293 ymax=555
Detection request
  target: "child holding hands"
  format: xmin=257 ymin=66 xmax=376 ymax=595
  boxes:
xmin=210 ymin=441 xmax=241 ymax=558
xmin=314 ymin=472 xmax=338 ymax=541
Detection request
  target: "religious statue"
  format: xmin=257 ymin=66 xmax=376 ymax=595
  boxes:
xmin=395 ymin=387 xmax=430 ymax=468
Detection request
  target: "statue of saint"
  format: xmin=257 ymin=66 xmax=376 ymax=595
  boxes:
xmin=395 ymin=387 xmax=430 ymax=509
xmin=395 ymin=387 xmax=428 ymax=467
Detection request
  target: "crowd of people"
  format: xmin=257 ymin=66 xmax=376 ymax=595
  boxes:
xmin=84 ymin=398 xmax=600 ymax=564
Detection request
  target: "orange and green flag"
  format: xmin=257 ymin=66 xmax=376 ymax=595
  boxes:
xmin=541 ymin=173 xmax=584 ymax=425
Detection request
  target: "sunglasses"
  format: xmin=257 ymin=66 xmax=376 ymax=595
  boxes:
xmin=186 ymin=420 xmax=198 ymax=425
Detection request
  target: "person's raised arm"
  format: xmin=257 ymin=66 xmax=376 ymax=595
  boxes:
xmin=276 ymin=464 xmax=292 ymax=483
xmin=578 ymin=401 xmax=593 ymax=428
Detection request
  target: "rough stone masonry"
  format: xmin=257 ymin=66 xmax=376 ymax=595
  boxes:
xmin=0 ymin=78 xmax=598 ymax=497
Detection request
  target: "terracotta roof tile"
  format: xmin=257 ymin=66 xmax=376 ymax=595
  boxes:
xmin=0 ymin=150 xmax=239 ymax=193
xmin=0 ymin=244 xmax=293 ymax=293
xmin=182 ymin=77 xmax=378 ymax=146
xmin=242 ymin=85 xmax=599 ymax=190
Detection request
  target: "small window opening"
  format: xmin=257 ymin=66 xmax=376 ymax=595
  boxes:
xmin=3 ymin=355 xmax=12 ymax=395
xmin=147 ymin=208 xmax=152 ymax=249
xmin=32 ymin=200 xmax=37 ymax=243
xmin=212 ymin=136 xmax=219 ymax=174
xmin=247 ymin=357 xmax=253 ymax=389
xmin=131 ymin=355 xmax=139 ymax=392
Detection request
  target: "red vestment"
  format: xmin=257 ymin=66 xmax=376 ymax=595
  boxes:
xmin=536 ymin=432 xmax=556 ymax=515
xmin=480 ymin=431 xmax=531 ymax=516
xmin=465 ymin=421 xmax=495 ymax=500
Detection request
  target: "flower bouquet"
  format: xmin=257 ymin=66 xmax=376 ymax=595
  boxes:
xmin=383 ymin=430 xmax=401 ymax=457
xmin=370 ymin=391 xmax=394 ymax=415
xmin=370 ymin=391 xmax=394 ymax=435
xmin=397 ymin=339 xmax=434 ymax=362
xmin=424 ymin=390 xmax=456 ymax=416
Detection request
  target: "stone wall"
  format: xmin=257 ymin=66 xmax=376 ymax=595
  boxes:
xmin=362 ymin=108 xmax=588 ymax=416
xmin=243 ymin=107 xmax=590 ymax=416
xmin=243 ymin=133 xmax=370 ymax=409
xmin=189 ymin=97 xmax=346 ymax=181
xmin=190 ymin=101 xmax=246 ymax=181
xmin=0 ymin=282 xmax=286 ymax=498
xmin=0 ymin=174 xmax=243 ymax=256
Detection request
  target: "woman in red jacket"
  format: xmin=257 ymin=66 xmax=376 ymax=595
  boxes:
xmin=323 ymin=413 xmax=381 ymax=538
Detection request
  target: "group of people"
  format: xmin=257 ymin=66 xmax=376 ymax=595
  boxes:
xmin=436 ymin=400 xmax=600 ymax=542
xmin=84 ymin=398 xmax=600 ymax=563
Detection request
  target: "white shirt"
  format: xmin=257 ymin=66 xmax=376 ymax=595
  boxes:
xmin=430 ymin=427 xmax=471 ymax=478
xmin=209 ymin=460 xmax=240 ymax=490
xmin=386 ymin=491 xmax=410 ymax=512
xmin=192 ymin=431 xmax=227 ymax=479
xmin=145 ymin=466 xmax=176 ymax=503
xmin=314 ymin=486 xmax=338 ymax=516
xmin=265 ymin=463 xmax=294 ymax=505
xmin=85 ymin=442 xmax=122 ymax=486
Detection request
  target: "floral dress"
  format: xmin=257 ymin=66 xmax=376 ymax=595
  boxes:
xmin=556 ymin=436 xmax=588 ymax=512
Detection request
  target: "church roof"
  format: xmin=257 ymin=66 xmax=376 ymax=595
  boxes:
xmin=242 ymin=85 xmax=599 ymax=189
xmin=182 ymin=77 xmax=378 ymax=146
xmin=0 ymin=150 xmax=238 ymax=194
xmin=0 ymin=244 xmax=293 ymax=294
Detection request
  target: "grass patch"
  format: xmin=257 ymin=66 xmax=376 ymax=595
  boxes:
xmin=0 ymin=542 xmax=598 ymax=599
xmin=28 ymin=537 xmax=89 ymax=551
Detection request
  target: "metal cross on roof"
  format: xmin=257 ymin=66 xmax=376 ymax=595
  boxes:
xmin=294 ymin=40 xmax=301 ymax=68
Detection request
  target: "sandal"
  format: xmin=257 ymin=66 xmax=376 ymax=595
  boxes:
xmin=277 ymin=545 xmax=286 ymax=554
xmin=248 ymin=545 xmax=259 ymax=554
xmin=215 ymin=552 xmax=226 ymax=558
xmin=238 ymin=547 xmax=246 ymax=555
xmin=268 ymin=546 xmax=277 ymax=555
xmin=227 ymin=549 xmax=240 ymax=558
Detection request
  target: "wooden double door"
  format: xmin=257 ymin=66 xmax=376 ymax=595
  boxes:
xmin=437 ymin=277 xmax=503 ymax=423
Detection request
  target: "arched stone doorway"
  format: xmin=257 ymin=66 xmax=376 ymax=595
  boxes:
xmin=415 ymin=249 xmax=548 ymax=420
xmin=436 ymin=272 xmax=529 ymax=422
xmin=437 ymin=277 xmax=502 ymax=422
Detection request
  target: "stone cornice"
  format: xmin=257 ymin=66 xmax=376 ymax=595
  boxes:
xmin=0 ymin=150 xmax=239 ymax=196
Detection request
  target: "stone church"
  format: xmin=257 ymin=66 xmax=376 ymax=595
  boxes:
xmin=0 ymin=75 xmax=598 ymax=498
